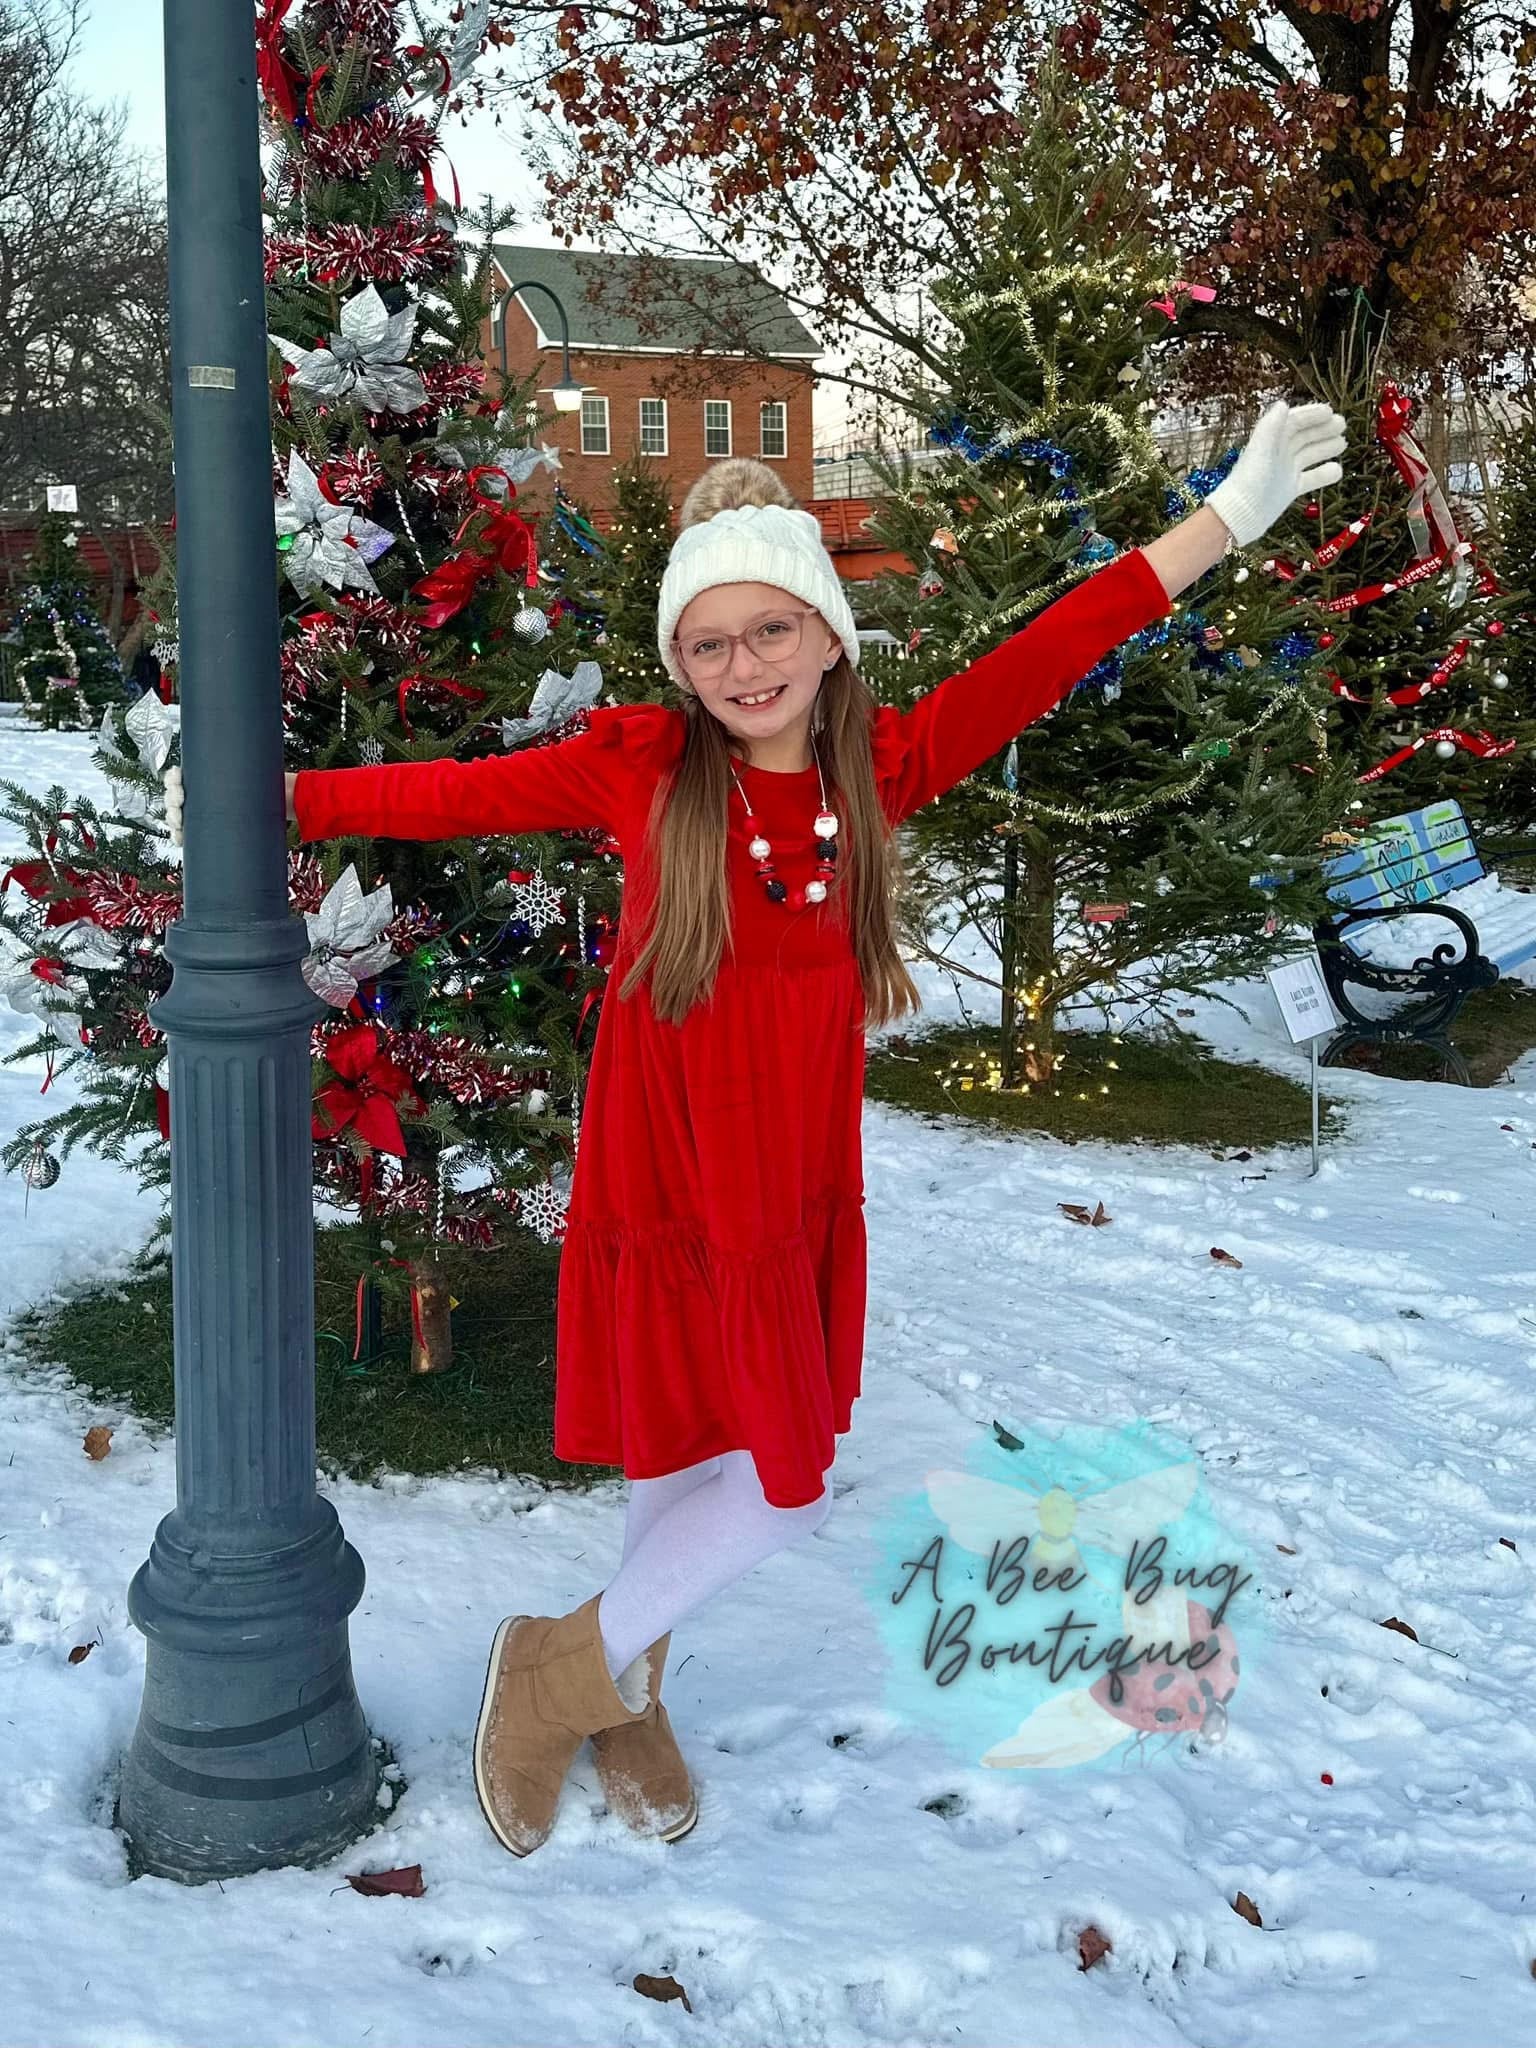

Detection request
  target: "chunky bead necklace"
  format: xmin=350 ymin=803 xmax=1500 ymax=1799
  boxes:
xmin=726 ymin=740 xmax=839 ymax=910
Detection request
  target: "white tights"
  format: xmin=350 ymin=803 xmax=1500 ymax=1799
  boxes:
xmin=595 ymin=1450 xmax=832 ymax=1692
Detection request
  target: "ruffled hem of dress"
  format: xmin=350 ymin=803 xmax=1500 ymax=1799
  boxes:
xmin=552 ymin=1185 xmax=866 ymax=1509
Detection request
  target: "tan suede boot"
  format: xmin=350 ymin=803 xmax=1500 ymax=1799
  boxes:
xmin=472 ymin=1590 xmax=651 ymax=1857
xmin=588 ymin=1631 xmax=699 ymax=1842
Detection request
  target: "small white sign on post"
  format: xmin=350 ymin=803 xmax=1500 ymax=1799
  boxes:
xmin=1264 ymin=949 xmax=1339 ymax=1177
xmin=46 ymin=485 xmax=78 ymax=513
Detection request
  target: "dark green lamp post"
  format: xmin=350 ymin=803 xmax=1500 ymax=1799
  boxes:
xmin=116 ymin=0 xmax=376 ymax=1882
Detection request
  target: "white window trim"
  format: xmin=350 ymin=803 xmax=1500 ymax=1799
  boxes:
xmin=639 ymin=395 xmax=669 ymax=457
xmin=760 ymin=400 xmax=788 ymax=460
xmin=704 ymin=399 xmax=733 ymax=458
xmin=580 ymin=392 xmax=610 ymax=456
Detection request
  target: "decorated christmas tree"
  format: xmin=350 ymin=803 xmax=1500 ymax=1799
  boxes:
xmin=1476 ymin=388 xmax=1536 ymax=843
xmin=537 ymin=477 xmax=608 ymax=650
xmin=861 ymin=52 xmax=1357 ymax=1089
xmin=6 ymin=512 xmax=131 ymax=729
xmin=0 ymin=0 xmax=627 ymax=1372
xmin=1265 ymin=304 xmax=1527 ymax=832
xmin=582 ymin=451 xmax=676 ymax=702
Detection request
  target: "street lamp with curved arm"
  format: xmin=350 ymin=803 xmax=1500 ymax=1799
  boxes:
xmin=493 ymin=279 xmax=584 ymax=412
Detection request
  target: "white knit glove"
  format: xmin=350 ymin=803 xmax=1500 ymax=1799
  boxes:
xmin=163 ymin=763 xmax=183 ymax=845
xmin=1204 ymin=399 xmax=1348 ymax=549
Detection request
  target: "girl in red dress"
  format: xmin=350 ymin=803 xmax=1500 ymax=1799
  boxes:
xmin=173 ymin=398 xmax=1344 ymax=1855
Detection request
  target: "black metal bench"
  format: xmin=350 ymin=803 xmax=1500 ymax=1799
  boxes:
xmin=1306 ymin=801 xmax=1536 ymax=1085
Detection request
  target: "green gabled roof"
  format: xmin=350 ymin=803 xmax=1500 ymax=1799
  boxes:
xmin=489 ymin=243 xmax=820 ymax=359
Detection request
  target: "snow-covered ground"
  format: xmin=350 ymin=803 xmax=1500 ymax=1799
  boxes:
xmin=5 ymin=722 xmax=1536 ymax=2048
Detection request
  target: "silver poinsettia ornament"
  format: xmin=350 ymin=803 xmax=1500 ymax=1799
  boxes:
xmin=124 ymin=689 xmax=178 ymax=776
xmin=0 ymin=948 xmax=90 ymax=1047
xmin=271 ymin=284 xmax=428 ymax=414
xmin=274 ymin=451 xmax=395 ymax=598
xmin=302 ymin=862 xmax=399 ymax=1008
xmin=433 ymin=426 xmax=563 ymax=498
xmin=501 ymin=661 xmax=603 ymax=747
xmin=445 ymin=0 xmax=491 ymax=85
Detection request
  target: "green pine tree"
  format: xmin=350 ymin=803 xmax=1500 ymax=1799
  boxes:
xmin=7 ymin=513 xmax=129 ymax=729
xmin=1479 ymin=389 xmax=1536 ymax=843
xmin=1265 ymin=302 xmax=1530 ymax=839
xmin=860 ymin=48 xmax=1357 ymax=1091
xmin=585 ymin=452 xmax=676 ymax=702
xmin=537 ymin=479 xmax=609 ymax=652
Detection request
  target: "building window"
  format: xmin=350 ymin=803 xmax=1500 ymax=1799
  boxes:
xmin=704 ymin=400 xmax=732 ymax=458
xmin=580 ymin=394 xmax=610 ymax=455
xmin=760 ymin=401 xmax=788 ymax=459
xmin=639 ymin=396 xmax=668 ymax=456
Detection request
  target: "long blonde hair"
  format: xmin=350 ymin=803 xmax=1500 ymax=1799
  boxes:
xmin=617 ymin=457 xmax=922 ymax=1031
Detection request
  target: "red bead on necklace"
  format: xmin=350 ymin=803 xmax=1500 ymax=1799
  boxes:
xmin=727 ymin=740 xmax=839 ymax=910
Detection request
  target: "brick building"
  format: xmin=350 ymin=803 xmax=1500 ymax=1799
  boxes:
xmin=481 ymin=244 xmax=820 ymax=531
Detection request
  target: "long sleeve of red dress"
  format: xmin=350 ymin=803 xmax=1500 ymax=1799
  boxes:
xmin=871 ymin=545 xmax=1172 ymax=823
xmin=291 ymin=545 xmax=1171 ymax=844
xmin=290 ymin=702 xmax=659 ymax=842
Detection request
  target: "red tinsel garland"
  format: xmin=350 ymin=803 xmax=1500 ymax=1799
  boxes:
xmin=264 ymin=220 xmax=458 ymax=288
xmin=292 ymin=105 xmax=441 ymax=188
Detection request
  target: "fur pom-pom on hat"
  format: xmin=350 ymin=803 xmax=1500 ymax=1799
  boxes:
xmin=656 ymin=458 xmax=861 ymax=690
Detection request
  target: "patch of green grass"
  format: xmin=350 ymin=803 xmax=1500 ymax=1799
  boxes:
xmin=866 ymin=1021 xmax=1346 ymax=1150
xmin=1321 ymin=977 xmax=1536 ymax=1088
xmin=10 ymin=1220 xmax=617 ymax=1493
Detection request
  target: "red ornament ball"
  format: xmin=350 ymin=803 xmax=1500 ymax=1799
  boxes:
xmin=1304 ymin=501 xmax=1320 ymax=519
xmin=1487 ymin=620 xmax=1506 ymax=637
xmin=1317 ymin=632 xmax=1336 ymax=649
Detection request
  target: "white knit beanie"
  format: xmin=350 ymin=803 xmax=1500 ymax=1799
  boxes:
xmin=655 ymin=503 xmax=862 ymax=691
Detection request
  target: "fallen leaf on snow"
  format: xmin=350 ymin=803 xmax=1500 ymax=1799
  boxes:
xmin=1078 ymin=1925 xmax=1113 ymax=1970
xmin=347 ymin=1864 xmax=425 ymax=1897
xmin=634 ymin=1974 xmax=693 ymax=2013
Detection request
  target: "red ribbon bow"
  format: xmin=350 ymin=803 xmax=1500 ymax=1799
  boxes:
xmin=408 ymin=471 xmax=539 ymax=629
xmin=256 ymin=0 xmax=305 ymax=125
xmin=312 ymin=1023 xmax=422 ymax=1158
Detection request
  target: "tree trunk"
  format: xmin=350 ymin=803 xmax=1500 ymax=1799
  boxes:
xmin=1019 ymin=838 xmax=1058 ymax=1088
xmin=998 ymin=829 xmax=1020 ymax=1088
xmin=407 ymin=1257 xmax=454 ymax=1375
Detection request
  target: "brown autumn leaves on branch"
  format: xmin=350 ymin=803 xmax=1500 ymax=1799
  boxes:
xmin=473 ymin=1 xmax=1536 ymax=408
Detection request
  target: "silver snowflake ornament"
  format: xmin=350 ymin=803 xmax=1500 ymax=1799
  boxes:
xmin=518 ymin=1178 xmax=568 ymax=1243
xmin=507 ymin=872 xmax=566 ymax=936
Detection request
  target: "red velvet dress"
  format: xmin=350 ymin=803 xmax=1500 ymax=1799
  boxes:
xmin=293 ymin=546 xmax=1171 ymax=1505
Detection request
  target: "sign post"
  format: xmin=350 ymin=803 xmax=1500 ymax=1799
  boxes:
xmin=1264 ymin=950 xmax=1340 ymax=1177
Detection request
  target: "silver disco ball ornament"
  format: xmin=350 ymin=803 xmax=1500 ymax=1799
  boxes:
xmin=512 ymin=606 xmax=549 ymax=644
